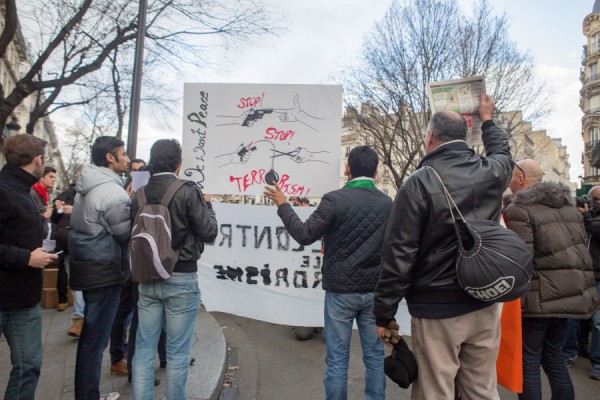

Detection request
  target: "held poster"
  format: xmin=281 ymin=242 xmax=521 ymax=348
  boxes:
xmin=181 ymin=83 xmax=343 ymax=196
xmin=197 ymin=203 xmax=411 ymax=332
xmin=427 ymin=76 xmax=486 ymax=147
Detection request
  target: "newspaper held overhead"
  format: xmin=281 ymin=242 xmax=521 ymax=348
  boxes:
xmin=427 ymin=76 xmax=486 ymax=147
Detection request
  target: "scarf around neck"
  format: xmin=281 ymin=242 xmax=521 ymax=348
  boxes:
xmin=32 ymin=182 xmax=49 ymax=205
xmin=343 ymin=178 xmax=376 ymax=190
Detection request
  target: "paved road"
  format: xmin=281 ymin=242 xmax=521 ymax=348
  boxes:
xmin=213 ymin=312 xmax=600 ymax=400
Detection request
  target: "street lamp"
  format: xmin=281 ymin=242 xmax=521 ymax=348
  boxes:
xmin=3 ymin=116 xmax=21 ymax=138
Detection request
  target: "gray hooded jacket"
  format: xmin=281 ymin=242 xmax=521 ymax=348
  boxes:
xmin=504 ymin=181 xmax=599 ymax=319
xmin=68 ymin=164 xmax=131 ymax=290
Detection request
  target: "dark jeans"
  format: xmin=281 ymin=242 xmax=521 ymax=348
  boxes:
xmin=110 ymin=283 xmax=133 ymax=364
xmin=75 ymin=285 xmax=122 ymax=400
xmin=520 ymin=317 xmax=574 ymax=400
xmin=127 ymin=283 xmax=166 ymax=376
xmin=564 ymin=318 xmax=591 ymax=357
xmin=0 ymin=304 xmax=42 ymax=400
xmin=56 ymin=252 xmax=69 ymax=304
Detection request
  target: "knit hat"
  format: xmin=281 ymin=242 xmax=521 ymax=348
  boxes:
xmin=384 ymin=337 xmax=418 ymax=388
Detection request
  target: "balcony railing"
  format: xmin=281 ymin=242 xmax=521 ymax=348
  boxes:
xmin=584 ymin=74 xmax=600 ymax=85
xmin=587 ymin=141 xmax=599 ymax=152
xmin=592 ymin=142 xmax=600 ymax=168
xmin=584 ymin=43 xmax=600 ymax=60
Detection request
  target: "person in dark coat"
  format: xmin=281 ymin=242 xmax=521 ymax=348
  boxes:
xmin=504 ymin=158 xmax=600 ymax=399
xmin=265 ymin=145 xmax=393 ymax=400
xmin=0 ymin=134 xmax=58 ymax=399
xmin=373 ymin=95 xmax=512 ymax=399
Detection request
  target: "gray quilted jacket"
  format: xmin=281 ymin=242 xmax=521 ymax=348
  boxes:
xmin=68 ymin=164 xmax=131 ymax=290
xmin=277 ymin=185 xmax=392 ymax=293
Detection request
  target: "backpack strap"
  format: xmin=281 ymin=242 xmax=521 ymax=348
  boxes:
xmin=160 ymin=179 xmax=186 ymax=207
xmin=136 ymin=186 xmax=148 ymax=209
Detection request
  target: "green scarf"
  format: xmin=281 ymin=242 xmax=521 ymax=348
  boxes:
xmin=343 ymin=179 xmax=377 ymax=189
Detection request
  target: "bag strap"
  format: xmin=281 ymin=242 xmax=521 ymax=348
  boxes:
xmin=160 ymin=179 xmax=186 ymax=207
xmin=136 ymin=186 xmax=148 ymax=209
xmin=424 ymin=166 xmax=467 ymax=222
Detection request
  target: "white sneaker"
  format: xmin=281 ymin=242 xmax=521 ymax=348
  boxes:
xmin=99 ymin=393 xmax=120 ymax=400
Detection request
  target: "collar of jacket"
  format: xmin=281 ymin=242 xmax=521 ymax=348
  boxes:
xmin=0 ymin=163 xmax=39 ymax=189
xmin=417 ymin=141 xmax=473 ymax=169
xmin=343 ymin=177 xmax=376 ymax=189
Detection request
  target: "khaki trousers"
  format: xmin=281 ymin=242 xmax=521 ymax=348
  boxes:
xmin=410 ymin=304 xmax=501 ymax=400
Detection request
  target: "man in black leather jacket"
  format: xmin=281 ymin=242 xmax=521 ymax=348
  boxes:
xmin=373 ymin=95 xmax=512 ymax=400
xmin=131 ymin=139 xmax=218 ymax=399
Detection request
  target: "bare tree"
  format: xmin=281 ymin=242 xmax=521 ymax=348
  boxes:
xmin=344 ymin=0 xmax=548 ymax=187
xmin=0 ymin=0 xmax=281 ymax=140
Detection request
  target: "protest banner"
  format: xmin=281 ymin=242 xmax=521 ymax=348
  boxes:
xmin=181 ymin=83 xmax=342 ymax=197
xmin=198 ymin=203 xmax=411 ymax=332
xmin=427 ymin=76 xmax=487 ymax=147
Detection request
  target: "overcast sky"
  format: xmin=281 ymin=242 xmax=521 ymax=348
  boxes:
xmin=129 ymin=0 xmax=594 ymax=183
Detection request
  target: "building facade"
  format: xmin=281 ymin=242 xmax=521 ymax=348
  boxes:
xmin=582 ymin=0 xmax=600 ymax=186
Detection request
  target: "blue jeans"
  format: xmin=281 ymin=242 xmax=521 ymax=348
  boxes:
xmin=71 ymin=290 xmax=85 ymax=319
xmin=563 ymin=319 xmax=580 ymax=358
xmin=323 ymin=291 xmax=385 ymax=400
xmin=110 ymin=284 xmax=133 ymax=364
xmin=75 ymin=285 xmax=122 ymax=400
xmin=65 ymin=256 xmax=85 ymax=319
xmin=591 ymin=280 xmax=600 ymax=372
xmin=520 ymin=318 xmax=574 ymax=400
xmin=0 ymin=304 xmax=42 ymax=400
xmin=132 ymin=273 xmax=201 ymax=400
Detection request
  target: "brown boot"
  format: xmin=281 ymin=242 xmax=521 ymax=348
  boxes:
xmin=111 ymin=359 xmax=128 ymax=376
xmin=68 ymin=317 xmax=84 ymax=337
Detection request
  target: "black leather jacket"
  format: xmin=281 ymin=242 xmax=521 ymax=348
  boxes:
xmin=373 ymin=121 xmax=512 ymax=324
xmin=131 ymin=173 xmax=218 ymax=272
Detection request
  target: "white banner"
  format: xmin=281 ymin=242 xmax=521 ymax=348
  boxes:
xmin=181 ymin=83 xmax=342 ymax=197
xmin=198 ymin=203 xmax=411 ymax=333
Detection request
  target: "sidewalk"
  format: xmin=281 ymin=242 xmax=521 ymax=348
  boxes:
xmin=0 ymin=305 xmax=226 ymax=400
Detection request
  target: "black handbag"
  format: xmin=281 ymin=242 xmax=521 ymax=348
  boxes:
xmin=426 ymin=167 xmax=533 ymax=303
xmin=384 ymin=337 xmax=418 ymax=388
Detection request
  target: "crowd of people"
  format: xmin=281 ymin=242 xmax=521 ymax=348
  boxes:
xmin=0 ymin=93 xmax=599 ymax=400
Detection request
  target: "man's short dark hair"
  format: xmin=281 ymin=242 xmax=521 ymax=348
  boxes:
xmin=348 ymin=145 xmax=378 ymax=178
xmin=91 ymin=136 xmax=125 ymax=167
xmin=148 ymin=139 xmax=182 ymax=174
xmin=3 ymin=134 xmax=47 ymax=166
xmin=428 ymin=111 xmax=468 ymax=143
xmin=43 ymin=166 xmax=56 ymax=176
xmin=131 ymin=158 xmax=146 ymax=165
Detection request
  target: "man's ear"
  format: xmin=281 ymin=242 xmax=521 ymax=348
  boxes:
xmin=344 ymin=164 xmax=351 ymax=177
xmin=106 ymin=152 xmax=115 ymax=165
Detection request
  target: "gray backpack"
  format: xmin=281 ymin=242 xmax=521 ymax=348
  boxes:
xmin=130 ymin=180 xmax=185 ymax=283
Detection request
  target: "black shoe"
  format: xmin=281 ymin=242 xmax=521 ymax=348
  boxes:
xmin=190 ymin=357 xmax=196 ymax=366
xmin=128 ymin=374 xmax=160 ymax=386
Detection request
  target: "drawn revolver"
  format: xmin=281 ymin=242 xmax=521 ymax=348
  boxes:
xmin=242 ymin=108 xmax=273 ymax=126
